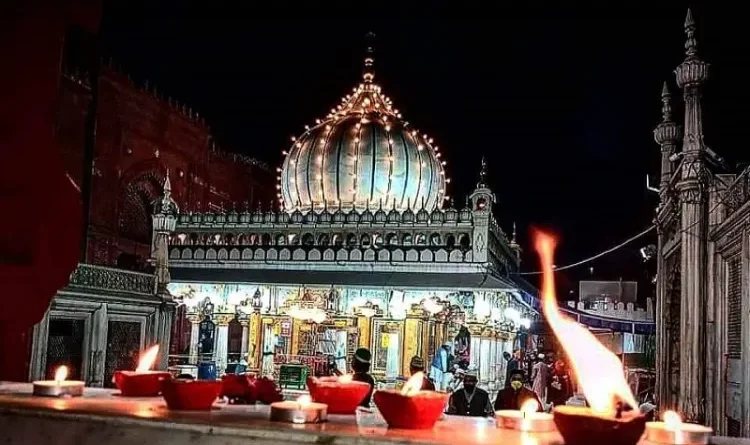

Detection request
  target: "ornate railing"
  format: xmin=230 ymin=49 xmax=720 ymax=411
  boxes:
xmin=68 ymin=263 xmax=156 ymax=295
xmin=723 ymin=167 xmax=750 ymax=218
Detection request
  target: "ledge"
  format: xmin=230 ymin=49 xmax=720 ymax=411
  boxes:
xmin=0 ymin=383 xmax=742 ymax=445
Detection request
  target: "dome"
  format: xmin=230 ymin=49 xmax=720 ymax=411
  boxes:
xmin=279 ymin=39 xmax=447 ymax=213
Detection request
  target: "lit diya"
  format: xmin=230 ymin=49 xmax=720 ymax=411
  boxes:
xmin=113 ymin=344 xmax=171 ymax=397
xmin=270 ymin=395 xmax=328 ymax=424
xmin=497 ymin=399 xmax=555 ymax=433
xmin=645 ymin=411 xmax=713 ymax=445
xmin=32 ymin=366 xmax=84 ymax=397
xmin=161 ymin=377 xmax=221 ymax=411
xmin=534 ymin=231 xmax=646 ymax=445
xmin=306 ymin=374 xmax=371 ymax=414
xmin=373 ymin=372 xmax=448 ymax=430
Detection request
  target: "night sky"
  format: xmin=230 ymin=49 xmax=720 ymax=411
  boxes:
xmin=97 ymin=2 xmax=750 ymax=299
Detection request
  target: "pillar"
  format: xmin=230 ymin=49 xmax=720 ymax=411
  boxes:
xmin=187 ymin=314 xmax=201 ymax=365
xmin=214 ymin=315 xmax=231 ymax=377
xmin=403 ymin=314 xmax=422 ymax=376
xmin=356 ymin=315 xmax=371 ymax=349
xmin=240 ymin=320 xmax=249 ymax=363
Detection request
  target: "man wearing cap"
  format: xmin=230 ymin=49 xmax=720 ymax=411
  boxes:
xmin=494 ymin=368 xmax=542 ymax=411
xmin=430 ymin=342 xmax=452 ymax=391
xmin=446 ymin=369 xmax=494 ymax=417
xmin=351 ymin=347 xmax=375 ymax=407
xmin=409 ymin=356 xmax=435 ymax=391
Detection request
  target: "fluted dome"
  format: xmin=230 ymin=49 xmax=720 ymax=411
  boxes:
xmin=279 ymin=39 xmax=447 ymax=213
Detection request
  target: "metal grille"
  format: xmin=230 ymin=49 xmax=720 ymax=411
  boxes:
xmin=104 ymin=321 xmax=141 ymax=387
xmin=45 ymin=319 xmax=85 ymax=380
xmin=727 ymin=256 xmax=742 ymax=359
xmin=727 ymin=418 xmax=742 ymax=437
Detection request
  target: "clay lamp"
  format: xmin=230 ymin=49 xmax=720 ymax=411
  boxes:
xmin=113 ymin=345 xmax=171 ymax=397
xmin=306 ymin=374 xmax=371 ymax=414
xmin=645 ymin=411 xmax=712 ymax=445
xmin=161 ymin=377 xmax=221 ymax=411
xmin=533 ymin=231 xmax=646 ymax=445
xmin=373 ymin=372 xmax=448 ymax=429
xmin=496 ymin=399 xmax=555 ymax=433
xmin=32 ymin=365 xmax=84 ymax=397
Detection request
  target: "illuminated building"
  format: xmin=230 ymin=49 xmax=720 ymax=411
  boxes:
xmin=155 ymin=36 xmax=540 ymax=387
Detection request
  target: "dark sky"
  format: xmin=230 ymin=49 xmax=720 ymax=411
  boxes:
xmin=96 ymin=2 xmax=750 ymax=298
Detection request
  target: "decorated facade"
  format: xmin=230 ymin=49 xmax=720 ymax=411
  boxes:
xmin=655 ymin=9 xmax=750 ymax=437
xmin=154 ymin=37 xmax=539 ymax=388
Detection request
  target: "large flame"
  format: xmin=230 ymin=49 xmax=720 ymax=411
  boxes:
xmin=54 ymin=366 xmax=68 ymax=383
xmin=534 ymin=231 xmax=636 ymax=414
xmin=401 ymin=372 xmax=424 ymax=396
xmin=136 ymin=344 xmax=160 ymax=372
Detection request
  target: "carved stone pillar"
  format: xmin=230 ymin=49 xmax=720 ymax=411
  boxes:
xmin=247 ymin=312 xmax=262 ymax=370
xmin=214 ymin=314 xmax=232 ymax=377
xmin=187 ymin=314 xmax=201 ymax=365
xmin=240 ymin=320 xmax=249 ymax=363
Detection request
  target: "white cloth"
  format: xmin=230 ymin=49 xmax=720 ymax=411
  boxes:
xmin=531 ymin=361 xmax=548 ymax=401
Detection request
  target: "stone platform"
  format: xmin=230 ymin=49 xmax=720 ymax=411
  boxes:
xmin=0 ymin=382 xmax=744 ymax=445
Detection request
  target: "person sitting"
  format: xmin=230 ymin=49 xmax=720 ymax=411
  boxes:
xmin=494 ymin=369 xmax=543 ymax=411
xmin=446 ymin=370 xmax=494 ymax=417
xmin=409 ymin=355 xmax=436 ymax=390
xmin=351 ymin=347 xmax=375 ymax=407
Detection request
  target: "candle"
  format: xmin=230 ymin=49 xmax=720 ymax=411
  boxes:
xmin=161 ymin=378 xmax=221 ymax=411
xmin=270 ymin=395 xmax=328 ymax=424
xmin=372 ymin=372 xmax=448 ymax=430
xmin=32 ymin=366 xmax=84 ymax=397
xmin=306 ymin=374 xmax=371 ymax=414
xmin=645 ymin=411 xmax=713 ymax=445
xmin=497 ymin=400 xmax=556 ymax=432
xmin=113 ymin=345 xmax=171 ymax=397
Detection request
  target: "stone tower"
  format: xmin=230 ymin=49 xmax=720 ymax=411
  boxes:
xmin=674 ymin=8 xmax=710 ymax=423
xmin=470 ymin=157 xmax=496 ymax=263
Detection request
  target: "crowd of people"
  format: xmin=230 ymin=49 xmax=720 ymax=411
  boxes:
xmin=339 ymin=346 xmax=574 ymax=417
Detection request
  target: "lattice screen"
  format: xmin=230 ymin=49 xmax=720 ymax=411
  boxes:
xmin=105 ymin=321 xmax=141 ymax=387
xmin=45 ymin=319 xmax=85 ymax=380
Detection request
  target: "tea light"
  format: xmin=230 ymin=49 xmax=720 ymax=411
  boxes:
xmin=270 ymin=395 xmax=328 ymax=424
xmin=497 ymin=400 xmax=556 ymax=432
xmin=645 ymin=411 xmax=712 ymax=445
xmin=32 ymin=366 xmax=84 ymax=397
xmin=113 ymin=344 xmax=171 ymax=397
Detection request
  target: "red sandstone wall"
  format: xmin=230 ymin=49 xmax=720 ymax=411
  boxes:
xmin=55 ymin=64 xmax=273 ymax=268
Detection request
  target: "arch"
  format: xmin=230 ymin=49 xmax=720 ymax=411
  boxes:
xmin=361 ymin=233 xmax=372 ymax=248
xmin=279 ymin=248 xmax=291 ymax=261
xmin=449 ymin=249 xmax=464 ymax=262
xmin=170 ymin=249 xmax=180 ymax=259
xmin=288 ymin=234 xmax=299 ymax=246
xmin=446 ymin=234 xmax=456 ymax=248
xmin=430 ymin=233 xmax=442 ymax=246
xmin=323 ymin=248 xmax=335 ymax=261
xmin=336 ymin=249 xmax=348 ymax=261
xmin=364 ymin=249 xmax=376 ymax=261
xmin=218 ymin=248 xmax=228 ymax=260
xmin=378 ymin=249 xmax=390 ymax=261
xmin=254 ymin=249 xmax=265 ymax=260
xmin=181 ymin=249 xmax=193 ymax=260
xmin=229 ymin=248 xmax=240 ymax=260
xmin=332 ymin=233 xmax=344 ymax=247
xmin=346 ymin=233 xmax=358 ymax=247
xmin=275 ymin=234 xmax=286 ymax=246
xmin=465 ymin=250 xmax=473 ymax=262
xmin=194 ymin=248 xmax=205 ymax=260
xmin=372 ymin=232 xmax=383 ymax=248
xmin=401 ymin=233 xmax=413 ymax=245
xmin=206 ymin=248 xmax=217 ymax=260
xmin=249 ymin=234 xmax=259 ymax=245
xmin=318 ymin=233 xmax=330 ymax=246
xmin=261 ymin=233 xmax=272 ymax=246
xmin=385 ymin=232 xmax=398 ymax=245
xmin=406 ymin=249 xmax=419 ymax=262
xmin=189 ymin=233 xmax=199 ymax=245
xmin=420 ymin=250 xmax=434 ymax=262
xmin=435 ymin=249 xmax=448 ymax=262
xmin=415 ymin=233 xmax=427 ymax=245
xmin=266 ymin=249 xmax=278 ymax=260
xmin=302 ymin=233 xmax=315 ymax=247
xmin=350 ymin=249 xmax=362 ymax=261
xmin=458 ymin=233 xmax=470 ymax=249
xmin=118 ymin=167 xmax=165 ymax=244
xmin=242 ymin=248 xmax=253 ymax=260
xmin=308 ymin=249 xmax=321 ymax=261
xmin=293 ymin=248 xmax=306 ymax=260
xmin=224 ymin=233 xmax=236 ymax=245
xmin=391 ymin=249 xmax=404 ymax=262
xmin=237 ymin=234 xmax=247 ymax=245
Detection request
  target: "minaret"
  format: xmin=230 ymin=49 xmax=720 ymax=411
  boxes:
xmin=674 ymin=8 xmax=709 ymax=424
xmin=653 ymin=82 xmax=682 ymax=203
xmin=470 ymin=156 xmax=496 ymax=264
xmin=151 ymin=171 xmax=179 ymax=297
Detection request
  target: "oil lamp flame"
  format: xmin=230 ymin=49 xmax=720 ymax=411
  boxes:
xmin=54 ymin=366 xmax=68 ymax=384
xmin=663 ymin=411 xmax=682 ymax=430
xmin=534 ymin=231 xmax=637 ymax=414
xmin=339 ymin=374 xmax=353 ymax=383
xmin=520 ymin=399 xmax=539 ymax=418
xmin=136 ymin=344 xmax=159 ymax=372
xmin=297 ymin=394 xmax=312 ymax=407
xmin=401 ymin=372 xmax=424 ymax=396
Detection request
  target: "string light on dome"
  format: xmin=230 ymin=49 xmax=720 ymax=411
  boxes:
xmin=291 ymin=136 xmax=296 ymax=142
xmin=305 ymin=125 xmax=310 ymax=130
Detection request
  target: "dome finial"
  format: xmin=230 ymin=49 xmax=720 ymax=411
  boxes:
xmin=363 ymin=32 xmax=376 ymax=84
xmin=477 ymin=156 xmax=488 ymax=188
xmin=660 ymin=81 xmax=673 ymax=122
xmin=684 ymin=8 xmax=698 ymax=59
